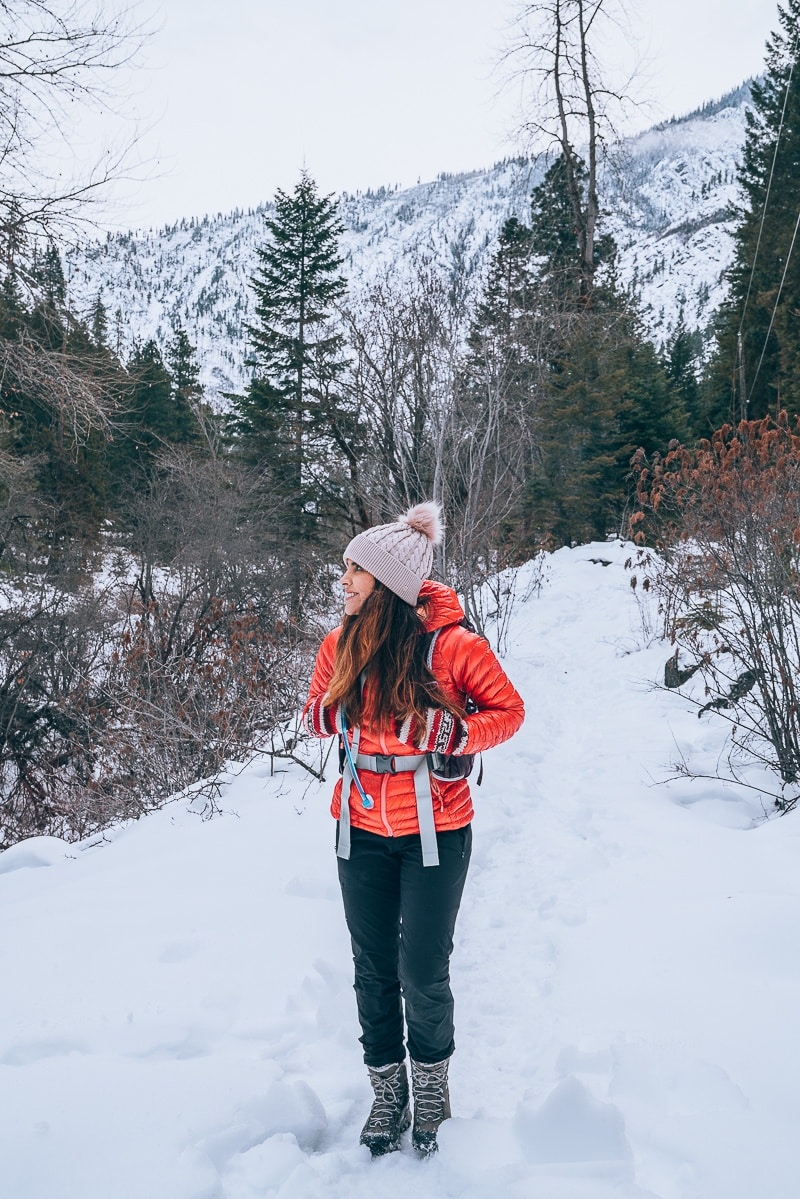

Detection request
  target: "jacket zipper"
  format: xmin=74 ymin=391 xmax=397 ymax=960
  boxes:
xmin=378 ymin=729 xmax=394 ymax=836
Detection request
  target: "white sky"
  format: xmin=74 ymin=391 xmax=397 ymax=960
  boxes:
xmin=97 ymin=0 xmax=780 ymax=230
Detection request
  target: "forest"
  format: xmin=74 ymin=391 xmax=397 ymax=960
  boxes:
xmin=3 ymin=0 xmax=800 ymax=847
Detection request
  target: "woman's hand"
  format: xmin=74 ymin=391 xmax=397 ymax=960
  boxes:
xmin=396 ymin=708 xmax=469 ymax=756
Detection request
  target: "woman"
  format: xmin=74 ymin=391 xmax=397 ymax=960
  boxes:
xmin=302 ymin=502 xmax=524 ymax=1156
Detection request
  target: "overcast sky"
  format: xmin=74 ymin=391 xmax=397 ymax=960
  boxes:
xmin=98 ymin=0 xmax=780 ymax=231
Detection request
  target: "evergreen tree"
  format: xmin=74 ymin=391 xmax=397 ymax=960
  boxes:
xmin=120 ymin=340 xmax=182 ymax=481
xmin=0 ymin=263 xmax=25 ymax=342
xmin=527 ymin=154 xmax=613 ymax=299
xmin=90 ymin=292 xmax=109 ymax=349
xmin=469 ymin=152 xmax=687 ymax=548
xmin=1 ymin=251 xmax=116 ymax=550
xmin=1 ymin=200 xmax=25 ymax=284
xmin=706 ymin=2 xmax=800 ymax=422
xmin=112 ymin=335 xmax=208 ymax=501
xmin=165 ymin=323 xmax=204 ymax=444
xmin=230 ymin=171 xmax=347 ymax=535
xmin=28 ymin=243 xmax=69 ymax=349
xmin=521 ymin=294 xmax=687 ymax=546
xmin=529 ymin=155 xmax=580 ymax=281
xmin=39 ymin=243 xmax=66 ymax=309
xmin=465 ymin=216 xmax=538 ymax=418
xmin=128 ymin=340 xmax=173 ymax=436
xmin=469 ymin=216 xmax=534 ymax=345
xmin=664 ymin=309 xmax=704 ymax=434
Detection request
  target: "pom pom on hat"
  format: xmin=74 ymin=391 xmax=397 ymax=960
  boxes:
xmin=400 ymin=501 xmax=444 ymax=546
xmin=343 ymin=500 xmax=444 ymax=605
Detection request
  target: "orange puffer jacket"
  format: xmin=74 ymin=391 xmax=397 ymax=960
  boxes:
xmin=302 ymin=579 xmax=525 ymax=837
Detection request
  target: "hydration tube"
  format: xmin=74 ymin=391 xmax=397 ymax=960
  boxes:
xmin=339 ymin=708 xmax=374 ymax=809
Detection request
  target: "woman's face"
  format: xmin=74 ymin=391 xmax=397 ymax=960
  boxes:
xmin=340 ymin=559 xmax=376 ymax=616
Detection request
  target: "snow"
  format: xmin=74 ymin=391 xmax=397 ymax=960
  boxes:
xmin=2 ymin=541 xmax=798 ymax=1199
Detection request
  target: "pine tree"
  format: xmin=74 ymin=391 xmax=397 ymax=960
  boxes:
xmin=469 ymin=216 xmax=534 ymax=345
xmin=530 ymin=155 xmax=579 ymax=279
xmin=465 ymin=216 xmax=538 ymax=419
xmin=482 ymin=153 xmax=688 ymax=547
xmin=90 ymin=292 xmax=109 ymax=349
xmin=120 ymin=340 xmax=186 ymax=480
xmin=664 ymin=309 xmax=704 ymax=434
xmin=520 ymin=298 xmax=686 ymax=546
xmin=526 ymin=154 xmax=617 ymax=304
xmin=39 ymin=243 xmax=66 ymax=309
xmin=706 ymin=2 xmax=800 ymax=422
xmin=1 ymin=251 xmax=116 ymax=549
xmin=28 ymin=243 xmax=69 ymax=349
xmin=1 ymin=199 xmax=25 ymax=284
xmin=165 ymin=323 xmax=204 ymax=444
xmin=0 ymin=264 xmax=25 ymax=341
xmin=230 ymin=171 xmax=347 ymax=535
xmin=128 ymin=339 xmax=172 ymax=431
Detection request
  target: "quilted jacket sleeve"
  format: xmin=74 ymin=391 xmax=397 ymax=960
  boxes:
xmin=301 ymin=630 xmax=343 ymax=738
xmin=439 ymin=627 xmax=525 ymax=753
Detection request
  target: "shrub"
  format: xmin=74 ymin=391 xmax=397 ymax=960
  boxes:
xmin=630 ymin=414 xmax=800 ymax=809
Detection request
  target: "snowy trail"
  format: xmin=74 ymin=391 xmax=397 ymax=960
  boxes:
xmin=2 ymin=543 xmax=799 ymax=1199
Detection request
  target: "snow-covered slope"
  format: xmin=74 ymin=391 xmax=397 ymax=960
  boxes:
xmin=1 ymin=541 xmax=797 ymax=1199
xmin=606 ymin=88 xmax=748 ymax=337
xmin=64 ymin=86 xmax=750 ymax=402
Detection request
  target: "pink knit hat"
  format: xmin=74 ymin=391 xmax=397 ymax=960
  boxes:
xmin=343 ymin=501 xmax=444 ymax=605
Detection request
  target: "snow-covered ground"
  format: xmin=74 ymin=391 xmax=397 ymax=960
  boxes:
xmin=2 ymin=542 xmax=798 ymax=1199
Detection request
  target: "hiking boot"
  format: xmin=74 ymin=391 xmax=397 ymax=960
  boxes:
xmin=410 ymin=1056 xmax=451 ymax=1154
xmin=360 ymin=1061 xmax=411 ymax=1156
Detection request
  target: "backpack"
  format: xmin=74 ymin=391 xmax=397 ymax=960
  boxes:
xmin=424 ymin=622 xmax=483 ymax=785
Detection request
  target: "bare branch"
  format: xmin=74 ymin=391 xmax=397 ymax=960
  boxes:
xmin=0 ymin=330 xmax=118 ymax=444
xmin=500 ymin=0 xmax=639 ymax=292
xmin=0 ymin=1 xmax=150 ymax=243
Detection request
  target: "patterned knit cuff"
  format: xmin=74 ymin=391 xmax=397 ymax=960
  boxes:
xmin=397 ymin=708 xmax=469 ymax=754
xmin=303 ymin=697 xmax=342 ymax=737
xmin=428 ymin=708 xmax=469 ymax=755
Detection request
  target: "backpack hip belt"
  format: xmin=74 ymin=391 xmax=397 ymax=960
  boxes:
xmin=354 ymin=753 xmax=424 ymax=774
xmin=337 ymin=722 xmax=440 ymax=868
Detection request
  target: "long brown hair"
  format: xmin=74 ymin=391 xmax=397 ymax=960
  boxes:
xmin=325 ymin=581 xmax=465 ymax=741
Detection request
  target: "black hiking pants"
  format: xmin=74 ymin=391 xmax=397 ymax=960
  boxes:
xmin=336 ymin=823 xmax=472 ymax=1067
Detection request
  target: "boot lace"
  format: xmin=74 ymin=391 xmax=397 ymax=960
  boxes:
xmin=411 ymin=1060 xmax=449 ymax=1125
xmin=366 ymin=1065 xmax=407 ymax=1130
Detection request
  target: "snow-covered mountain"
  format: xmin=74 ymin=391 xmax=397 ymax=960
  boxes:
xmin=65 ymin=83 xmax=750 ymax=402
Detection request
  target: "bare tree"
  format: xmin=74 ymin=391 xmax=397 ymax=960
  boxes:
xmin=104 ymin=446 xmax=330 ymax=811
xmin=338 ymin=259 xmax=465 ymax=524
xmin=0 ymin=0 xmax=147 ymax=248
xmin=0 ymin=5 xmax=148 ymax=477
xmin=441 ymin=319 xmax=546 ymax=646
xmin=503 ymin=0 xmax=634 ymax=294
xmin=0 ymin=568 xmax=118 ymax=848
xmin=0 ymin=440 xmax=40 ymax=567
xmin=0 ymin=327 xmax=119 ymax=442
xmin=340 ymin=258 xmax=543 ymax=649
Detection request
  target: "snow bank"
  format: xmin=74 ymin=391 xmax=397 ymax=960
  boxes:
xmin=1 ymin=542 xmax=797 ymax=1198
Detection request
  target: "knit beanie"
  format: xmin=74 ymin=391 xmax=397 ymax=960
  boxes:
xmin=343 ymin=501 xmax=444 ymax=605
